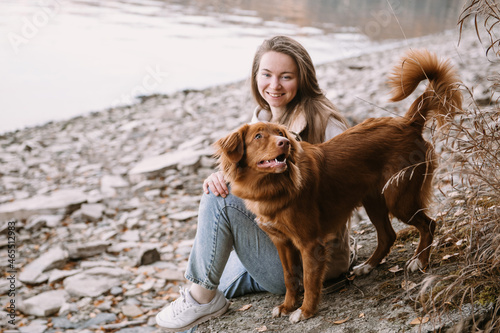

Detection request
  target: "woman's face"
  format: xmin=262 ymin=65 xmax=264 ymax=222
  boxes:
xmin=257 ymin=51 xmax=298 ymax=115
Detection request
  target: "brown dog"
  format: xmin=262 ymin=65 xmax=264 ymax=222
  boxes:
xmin=214 ymin=49 xmax=462 ymax=323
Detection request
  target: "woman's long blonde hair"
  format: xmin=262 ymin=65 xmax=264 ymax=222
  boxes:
xmin=251 ymin=36 xmax=349 ymax=144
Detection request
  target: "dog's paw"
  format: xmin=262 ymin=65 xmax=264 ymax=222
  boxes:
xmin=289 ymin=309 xmax=305 ymax=323
xmin=352 ymin=262 xmax=374 ymax=276
xmin=272 ymin=306 xmax=285 ymax=318
xmin=407 ymin=258 xmax=423 ymax=272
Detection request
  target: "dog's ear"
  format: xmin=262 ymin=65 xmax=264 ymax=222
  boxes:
xmin=214 ymin=124 xmax=248 ymax=182
xmin=214 ymin=124 xmax=248 ymax=163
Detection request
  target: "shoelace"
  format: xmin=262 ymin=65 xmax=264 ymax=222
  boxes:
xmin=170 ymin=287 xmax=194 ymax=317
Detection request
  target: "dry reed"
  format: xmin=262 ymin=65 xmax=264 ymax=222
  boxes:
xmin=417 ymin=1 xmax=500 ymax=331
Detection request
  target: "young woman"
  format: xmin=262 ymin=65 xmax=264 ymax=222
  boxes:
xmin=156 ymin=35 xmax=352 ymax=332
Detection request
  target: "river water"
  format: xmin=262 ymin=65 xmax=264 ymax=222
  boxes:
xmin=1 ymin=0 xmax=464 ymax=133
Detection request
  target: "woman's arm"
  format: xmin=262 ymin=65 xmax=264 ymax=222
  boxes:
xmin=203 ymin=171 xmax=229 ymax=198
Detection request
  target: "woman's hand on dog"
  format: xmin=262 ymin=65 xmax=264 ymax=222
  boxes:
xmin=203 ymin=171 xmax=229 ymax=198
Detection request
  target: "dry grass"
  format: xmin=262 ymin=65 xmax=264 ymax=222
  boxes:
xmin=416 ymin=1 xmax=500 ymax=331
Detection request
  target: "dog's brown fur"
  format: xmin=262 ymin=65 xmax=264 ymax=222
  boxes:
xmin=214 ymin=49 xmax=462 ymax=323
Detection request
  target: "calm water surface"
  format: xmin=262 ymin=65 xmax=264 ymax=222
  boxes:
xmin=1 ymin=0 xmax=464 ymax=133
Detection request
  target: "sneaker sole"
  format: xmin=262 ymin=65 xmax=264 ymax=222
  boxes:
xmin=157 ymin=300 xmax=230 ymax=332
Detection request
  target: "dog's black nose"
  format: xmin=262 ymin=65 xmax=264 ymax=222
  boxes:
xmin=277 ymin=137 xmax=290 ymax=148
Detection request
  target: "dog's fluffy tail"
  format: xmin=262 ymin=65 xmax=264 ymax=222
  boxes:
xmin=388 ymin=49 xmax=462 ymax=130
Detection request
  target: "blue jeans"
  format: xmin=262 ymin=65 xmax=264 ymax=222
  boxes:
xmin=185 ymin=189 xmax=286 ymax=298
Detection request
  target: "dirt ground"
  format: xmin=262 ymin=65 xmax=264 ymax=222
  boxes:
xmin=194 ymin=212 xmax=480 ymax=333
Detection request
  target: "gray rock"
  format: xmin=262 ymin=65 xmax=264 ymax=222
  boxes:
xmin=124 ymin=287 xmax=144 ymax=297
xmin=128 ymin=147 xmax=213 ymax=175
xmin=0 ymin=219 xmax=23 ymax=234
xmin=0 ymin=310 xmax=12 ymax=329
xmin=19 ymin=289 xmax=69 ymax=317
xmin=175 ymin=238 xmax=195 ymax=257
xmin=48 ymin=268 xmax=82 ymax=284
xmin=131 ymin=180 xmax=156 ymax=193
xmin=80 ymin=203 xmax=106 ymax=221
xmin=25 ymin=215 xmax=64 ymax=230
xmin=154 ymin=268 xmax=185 ymax=281
xmin=115 ymin=326 xmax=156 ymax=333
xmin=121 ymin=229 xmax=140 ymax=242
xmin=143 ymin=188 xmax=161 ymax=200
xmin=100 ymin=319 xmax=149 ymax=331
xmin=168 ymin=211 xmax=198 ymax=221
xmin=0 ymin=189 xmax=87 ymax=221
xmin=86 ymin=189 xmax=104 ymax=204
xmin=83 ymin=312 xmax=118 ymax=329
xmin=100 ymin=175 xmax=129 ymax=197
xmin=65 ymin=240 xmax=110 ymax=259
xmin=107 ymin=241 xmax=140 ymax=253
xmin=53 ymin=312 xmax=118 ymax=330
xmin=178 ymin=154 xmax=202 ymax=174
xmin=19 ymin=246 xmax=69 ymax=284
xmin=121 ymin=304 xmax=143 ymax=318
xmin=58 ymin=302 xmax=78 ymax=316
xmin=63 ymin=267 xmax=131 ymax=297
xmin=51 ymin=316 xmax=79 ymax=330
xmin=138 ymin=278 xmax=155 ymax=292
xmin=0 ymin=280 xmax=11 ymax=294
xmin=18 ymin=319 xmax=48 ymax=333
xmin=110 ymin=286 xmax=124 ymax=295
xmin=80 ymin=260 xmax=116 ymax=268
xmin=137 ymin=246 xmax=161 ymax=266
xmin=97 ymin=300 xmax=113 ymax=311
xmin=177 ymin=135 xmax=207 ymax=150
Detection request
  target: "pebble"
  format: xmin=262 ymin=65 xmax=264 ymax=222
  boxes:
xmin=121 ymin=304 xmax=144 ymax=318
xmin=19 ymin=290 xmax=69 ymax=317
xmin=18 ymin=319 xmax=48 ymax=333
xmin=18 ymin=246 xmax=69 ymax=284
xmin=65 ymin=240 xmax=110 ymax=259
xmin=0 ymin=189 xmax=87 ymax=221
xmin=0 ymin=28 xmax=497 ymax=332
xmin=80 ymin=203 xmax=106 ymax=222
xmin=63 ymin=267 xmax=132 ymax=297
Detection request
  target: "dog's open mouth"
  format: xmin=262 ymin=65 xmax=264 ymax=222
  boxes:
xmin=257 ymin=154 xmax=287 ymax=169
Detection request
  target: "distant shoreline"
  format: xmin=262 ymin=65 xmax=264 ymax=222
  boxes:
xmin=1 ymin=27 xmax=485 ymax=138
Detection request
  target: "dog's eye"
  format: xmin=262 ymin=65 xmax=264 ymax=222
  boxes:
xmin=278 ymin=131 xmax=284 ymax=137
xmin=255 ymin=133 xmax=262 ymax=140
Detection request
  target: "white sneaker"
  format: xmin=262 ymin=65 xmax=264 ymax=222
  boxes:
xmin=156 ymin=287 xmax=230 ymax=332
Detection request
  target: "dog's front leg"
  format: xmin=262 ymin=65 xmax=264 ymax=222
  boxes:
xmin=289 ymin=242 xmax=327 ymax=323
xmin=272 ymin=239 xmax=302 ymax=318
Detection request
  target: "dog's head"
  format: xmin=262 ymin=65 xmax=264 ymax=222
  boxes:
xmin=214 ymin=122 xmax=303 ymax=195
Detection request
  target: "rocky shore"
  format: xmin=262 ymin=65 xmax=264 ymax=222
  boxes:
xmin=0 ymin=27 xmax=498 ymax=333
